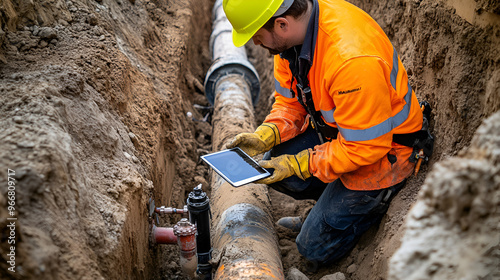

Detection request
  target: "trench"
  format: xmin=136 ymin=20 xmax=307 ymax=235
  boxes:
xmin=148 ymin=0 xmax=500 ymax=279
xmin=0 ymin=0 xmax=498 ymax=279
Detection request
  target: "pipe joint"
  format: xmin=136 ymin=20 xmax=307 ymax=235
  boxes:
xmin=204 ymin=0 xmax=260 ymax=106
xmin=204 ymin=57 xmax=260 ymax=106
xmin=174 ymin=218 xmax=198 ymax=278
xmin=155 ymin=205 xmax=188 ymax=216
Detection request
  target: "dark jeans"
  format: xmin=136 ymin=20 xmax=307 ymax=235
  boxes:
xmin=264 ymin=126 xmax=406 ymax=264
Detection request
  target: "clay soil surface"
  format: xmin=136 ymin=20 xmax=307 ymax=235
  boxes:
xmin=1 ymin=0 xmax=499 ymax=279
xmin=0 ymin=0 xmax=213 ymax=279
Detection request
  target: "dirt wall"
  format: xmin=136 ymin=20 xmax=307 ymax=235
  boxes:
xmin=389 ymin=111 xmax=500 ymax=280
xmin=0 ymin=0 xmax=212 ymax=279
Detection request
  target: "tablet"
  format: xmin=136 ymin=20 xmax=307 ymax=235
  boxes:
xmin=201 ymin=147 xmax=271 ymax=187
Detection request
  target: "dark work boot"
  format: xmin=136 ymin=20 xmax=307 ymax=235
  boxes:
xmin=276 ymin=216 xmax=303 ymax=232
xmin=305 ymin=260 xmax=320 ymax=273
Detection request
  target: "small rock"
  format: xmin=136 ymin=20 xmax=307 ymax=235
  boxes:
xmin=58 ymin=19 xmax=69 ymax=26
xmin=13 ymin=116 xmax=23 ymax=124
xmin=99 ymin=35 xmax=105 ymax=41
xmin=32 ymin=25 xmax=40 ymax=36
xmin=128 ymin=132 xmax=139 ymax=145
xmin=50 ymin=39 xmax=58 ymax=45
xmin=287 ymin=267 xmax=309 ymax=280
xmin=38 ymin=27 xmax=58 ymax=40
xmin=107 ymin=187 xmax=120 ymax=199
xmin=17 ymin=141 xmax=35 ymax=148
xmin=346 ymin=264 xmax=357 ymax=274
xmin=132 ymin=156 xmax=139 ymax=163
xmin=54 ymin=99 xmax=64 ymax=107
xmin=319 ymin=272 xmax=346 ymax=280
xmin=123 ymin=152 xmax=131 ymax=159
xmin=87 ymin=14 xmax=98 ymax=26
xmin=39 ymin=40 xmax=48 ymax=48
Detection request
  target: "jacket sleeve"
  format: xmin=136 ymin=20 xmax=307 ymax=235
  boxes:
xmin=263 ymin=55 xmax=309 ymax=143
xmin=309 ymin=57 xmax=395 ymax=182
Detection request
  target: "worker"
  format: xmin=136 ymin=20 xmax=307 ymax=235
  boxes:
xmin=223 ymin=0 xmax=428 ymax=269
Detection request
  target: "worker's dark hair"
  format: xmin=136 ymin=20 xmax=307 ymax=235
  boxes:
xmin=262 ymin=0 xmax=310 ymax=31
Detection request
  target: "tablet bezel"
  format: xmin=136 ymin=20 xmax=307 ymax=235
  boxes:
xmin=201 ymin=147 xmax=271 ymax=187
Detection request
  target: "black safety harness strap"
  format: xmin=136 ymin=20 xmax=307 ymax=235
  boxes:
xmin=288 ymin=49 xmax=339 ymax=144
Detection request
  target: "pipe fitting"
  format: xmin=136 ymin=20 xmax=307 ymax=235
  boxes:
xmin=204 ymin=0 xmax=260 ymax=106
xmin=155 ymin=205 xmax=188 ymax=215
xmin=151 ymin=225 xmax=177 ymax=245
xmin=174 ymin=218 xmax=198 ymax=278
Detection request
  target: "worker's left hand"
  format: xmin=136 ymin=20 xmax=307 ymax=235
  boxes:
xmin=256 ymin=149 xmax=312 ymax=185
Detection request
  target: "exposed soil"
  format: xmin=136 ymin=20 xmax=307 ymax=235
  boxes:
xmin=0 ymin=0 xmax=213 ymax=279
xmin=0 ymin=0 xmax=498 ymax=280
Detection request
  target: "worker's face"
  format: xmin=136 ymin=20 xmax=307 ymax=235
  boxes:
xmin=252 ymin=27 xmax=290 ymax=55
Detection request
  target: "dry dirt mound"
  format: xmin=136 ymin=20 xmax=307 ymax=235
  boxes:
xmin=389 ymin=111 xmax=500 ymax=280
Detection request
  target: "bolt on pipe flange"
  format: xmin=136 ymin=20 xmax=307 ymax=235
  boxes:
xmin=173 ymin=218 xmax=197 ymax=237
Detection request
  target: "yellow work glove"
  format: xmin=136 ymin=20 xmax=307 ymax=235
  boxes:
xmin=256 ymin=149 xmax=312 ymax=185
xmin=226 ymin=123 xmax=280 ymax=157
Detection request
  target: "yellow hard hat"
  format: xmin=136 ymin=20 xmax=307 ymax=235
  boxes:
xmin=223 ymin=0 xmax=294 ymax=47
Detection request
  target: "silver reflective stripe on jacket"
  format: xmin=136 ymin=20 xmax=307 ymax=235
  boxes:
xmin=274 ymin=78 xmax=293 ymax=98
xmin=336 ymin=48 xmax=413 ymax=141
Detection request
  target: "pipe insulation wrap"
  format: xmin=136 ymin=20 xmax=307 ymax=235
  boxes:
xmin=209 ymin=75 xmax=284 ymax=280
xmin=205 ymin=1 xmax=284 ymax=279
xmin=213 ymin=204 xmax=283 ymax=279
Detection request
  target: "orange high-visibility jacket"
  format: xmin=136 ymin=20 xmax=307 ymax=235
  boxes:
xmin=264 ymin=0 xmax=423 ymax=190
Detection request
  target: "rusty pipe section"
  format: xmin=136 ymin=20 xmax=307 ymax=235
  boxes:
xmin=151 ymin=225 xmax=177 ymax=245
xmin=203 ymin=1 xmax=284 ymax=279
xmin=174 ymin=218 xmax=198 ymax=279
xmin=150 ymin=219 xmax=197 ymax=278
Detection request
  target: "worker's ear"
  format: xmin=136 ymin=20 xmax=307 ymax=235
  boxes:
xmin=274 ymin=17 xmax=289 ymax=33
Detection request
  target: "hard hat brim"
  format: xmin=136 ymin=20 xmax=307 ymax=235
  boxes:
xmin=232 ymin=28 xmax=253 ymax=48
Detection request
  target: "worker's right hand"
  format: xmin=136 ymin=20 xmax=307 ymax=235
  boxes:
xmin=226 ymin=123 xmax=280 ymax=157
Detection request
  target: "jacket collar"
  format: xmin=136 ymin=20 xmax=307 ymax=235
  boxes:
xmin=280 ymin=0 xmax=319 ymax=78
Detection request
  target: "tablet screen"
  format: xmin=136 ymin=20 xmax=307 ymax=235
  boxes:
xmin=201 ymin=148 xmax=270 ymax=187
